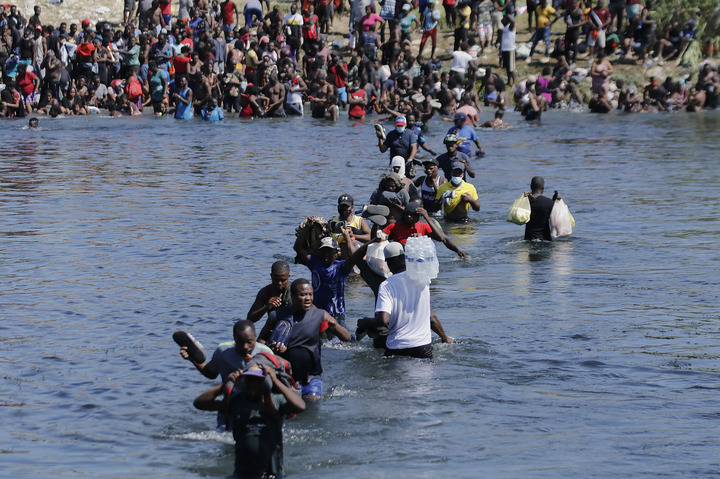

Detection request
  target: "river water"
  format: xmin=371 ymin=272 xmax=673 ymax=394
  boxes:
xmin=1 ymin=109 xmax=719 ymax=478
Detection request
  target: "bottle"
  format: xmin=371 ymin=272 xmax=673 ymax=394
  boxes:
xmin=405 ymin=237 xmax=423 ymax=281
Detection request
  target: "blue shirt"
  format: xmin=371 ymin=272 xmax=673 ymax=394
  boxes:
xmin=446 ymin=125 xmax=478 ymax=156
xmin=307 ymin=255 xmax=350 ymax=317
xmin=201 ymin=106 xmax=224 ymax=121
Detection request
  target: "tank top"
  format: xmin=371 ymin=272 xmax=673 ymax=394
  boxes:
xmin=175 ymin=87 xmax=193 ymax=119
xmin=274 ymin=306 xmax=326 ymax=383
xmin=420 ymin=176 xmax=441 ymax=214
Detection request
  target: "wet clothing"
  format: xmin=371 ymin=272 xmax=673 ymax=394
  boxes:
xmin=307 ymin=255 xmax=350 ymax=318
xmin=229 ymin=391 xmax=288 ymax=479
xmin=267 ymin=306 xmax=328 ymax=385
xmin=524 ymin=194 xmax=553 ymax=241
xmin=383 ymin=128 xmax=417 ymax=161
xmin=376 ymin=271 xmax=432 ymax=357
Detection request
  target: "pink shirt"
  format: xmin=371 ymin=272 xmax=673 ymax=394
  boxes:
xmin=361 ymin=13 xmax=383 ymax=32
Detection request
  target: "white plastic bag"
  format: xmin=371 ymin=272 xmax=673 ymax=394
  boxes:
xmin=365 ymin=240 xmax=391 ymax=278
xmin=507 ymin=194 xmax=532 ymax=225
xmin=550 ymin=199 xmax=574 ymax=238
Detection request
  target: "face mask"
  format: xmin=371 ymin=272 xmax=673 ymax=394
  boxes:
xmin=396 ymin=126 xmax=406 ymax=133
xmin=451 ymin=176 xmax=463 ymax=186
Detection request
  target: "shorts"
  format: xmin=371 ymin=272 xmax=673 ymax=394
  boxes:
xmin=502 ymin=50 xmax=516 ymax=72
xmin=124 ymin=0 xmax=136 ymax=13
xmin=301 ymin=377 xmax=322 ymax=397
xmin=384 ymin=343 xmax=433 ymax=359
xmin=490 ymin=11 xmax=503 ymax=29
xmin=587 ymin=30 xmax=605 ymax=47
xmin=162 ymin=14 xmax=172 ymax=25
xmin=421 ymin=27 xmax=437 ymax=46
xmin=222 ymin=22 xmax=234 ymax=32
xmin=477 ymin=24 xmax=492 ymax=42
xmin=337 ymin=86 xmax=347 ymax=103
xmin=285 ymin=101 xmax=304 ymax=116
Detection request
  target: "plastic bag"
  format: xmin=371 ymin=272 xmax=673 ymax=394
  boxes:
xmin=507 ymin=194 xmax=531 ymax=225
xmin=365 ymin=240 xmax=391 ymax=278
xmin=550 ymin=199 xmax=574 ymax=237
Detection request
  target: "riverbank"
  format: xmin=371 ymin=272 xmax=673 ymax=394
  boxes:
xmin=26 ymin=0 xmax=715 ymax=95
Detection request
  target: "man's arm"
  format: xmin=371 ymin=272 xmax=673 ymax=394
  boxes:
xmin=344 ymin=234 xmax=380 ymax=272
xmin=419 ymin=206 xmax=467 ymax=259
xmin=461 ymin=192 xmax=481 ymax=211
xmin=264 ymin=365 xmax=306 ymax=414
xmin=180 ymin=347 xmax=218 ymax=379
xmin=357 ymin=311 xmax=390 ymax=333
xmin=430 ymin=310 xmax=454 ymax=343
xmin=246 ymin=287 xmax=282 ymax=322
xmin=325 ymin=311 xmax=351 ymax=341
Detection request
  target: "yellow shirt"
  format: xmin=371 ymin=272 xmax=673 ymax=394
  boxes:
xmin=537 ymin=5 xmax=556 ymax=27
xmin=436 ymin=181 xmax=478 ymax=216
xmin=456 ymin=5 xmax=471 ymax=29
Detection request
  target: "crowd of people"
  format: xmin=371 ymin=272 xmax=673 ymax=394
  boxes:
xmin=1 ymin=0 xmax=718 ymax=120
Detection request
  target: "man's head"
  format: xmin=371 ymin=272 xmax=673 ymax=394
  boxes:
xmin=530 ymin=176 xmax=545 ymax=194
xmin=240 ymin=363 xmax=265 ymax=399
xmin=290 ymin=278 xmax=313 ymax=312
xmin=395 ymin=115 xmax=407 ymax=133
xmin=233 ymin=319 xmax=257 ymax=358
xmin=402 ymin=201 xmax=421 ymax=226
xmin=270 ymin=260 xmax=290 ymax=293
xmin=422 ymin=158 xmax=439 ymax=177
xmin=453 ymin=112 xmax=466 ymax=128
xmin=391 ymin=156 xmax=405 ymax=176
xmin=450 ymin=162 xmax=464 ymax=185
xmin=318 ymin=236 xmax=340 ymax=266
xmin=337 ymin=194 xmax=354 ymax=219
xmin=444 ymin=133 xmax=459 ymax=154
xmin=383 ymin=241 xmax=406 ymax=274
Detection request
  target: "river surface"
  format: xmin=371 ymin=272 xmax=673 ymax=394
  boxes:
xmin=1 ymin=109 xmax=719 ymax=478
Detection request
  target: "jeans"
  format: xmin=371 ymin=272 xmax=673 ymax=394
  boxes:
xmin=530 ymin=26 xmax=551 ymax=57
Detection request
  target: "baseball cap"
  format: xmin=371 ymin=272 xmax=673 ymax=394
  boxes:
xmin=422 ymin=158 xmax=439 ymax=167
xmin=241 ymin=363 xmax=265 ymax=378
xmin=319 ymin=236 xmax=339 ymax=250
xmin=383 ymin=241 xmax=405 ymax=259
xmin=81 ymin=19 xmax=90 ymax=27
xmin=395 ymin=115 xmax=406 ymax=126
xmin=444 ymin=133 xmax=459 ymax=144
xmin=454 ymin=112 xmax=467 ymax=121
xmin=405 ymin=201 xmax=420 ymax=214
xmin=451 ymin=161 xmax=465 ymax=172
xmin=402 ymin=3 xmax=411 ymax=10
xmin=338 ymin=194 xmax=353 ymax=206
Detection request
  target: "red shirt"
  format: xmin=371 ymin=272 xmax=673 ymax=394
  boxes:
xmin=173 ymin=54 xmax=191 ymax=73
xmin=221 ymin=0 xmax=236 ymax=25
xmin=17 ymin=71 xmax=37 ymax=96
xmin=328 ymin=62 xmax=348 ymax=88
xmin=348 ymin=88 xmax=366 ymax=117
xmin=382 ymin=221 xmax=433 ymax=244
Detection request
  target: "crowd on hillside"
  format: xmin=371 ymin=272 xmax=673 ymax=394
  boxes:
xmin=1 ymin=0 xmax=718 ymax=119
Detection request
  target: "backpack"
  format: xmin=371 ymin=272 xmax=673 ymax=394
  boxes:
xmin=225 ymin=352 xmax=300 ymax=419
xmin=126 ymin=78 xmax=142 ymax=100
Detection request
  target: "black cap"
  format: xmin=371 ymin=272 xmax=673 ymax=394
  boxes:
xmin=338 ymin=194 xmax=354 ymax=206
xmin=405 ymin=202 xmax=420 ymax=214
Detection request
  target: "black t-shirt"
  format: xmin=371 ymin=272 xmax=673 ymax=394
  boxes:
xmin=525 ymin=194 xmax=553 ymax=241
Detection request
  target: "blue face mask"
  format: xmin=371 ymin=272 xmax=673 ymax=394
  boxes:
xmin=396 ymin=126 xmax=406 ymax=133
xmin=451 ymin=176 xmax=463 ymax=186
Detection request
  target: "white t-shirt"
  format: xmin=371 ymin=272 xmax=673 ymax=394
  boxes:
xmin=501 ymin=27 xmax=516 ymax=52
xmin=375 ymin=271 xmax=432 ymax=350
xmin=450 ymin=50 xmax=473 ymax=74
